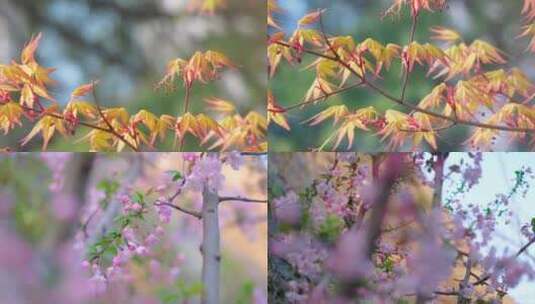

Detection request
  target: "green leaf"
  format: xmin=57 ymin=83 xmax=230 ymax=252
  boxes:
xmin=167 ymin=170 xmax=183 ymax=182
xmin=316 ymin=214 xmax=344 ymax=243
xmin=132 ymin=191 xmax=144 ymax=204
xmin=97 ymin=179 xmax=120 ymax=197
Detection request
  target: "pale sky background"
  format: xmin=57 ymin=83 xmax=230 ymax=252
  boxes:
xmin=446 ymin=153 xmax=535 ymax=301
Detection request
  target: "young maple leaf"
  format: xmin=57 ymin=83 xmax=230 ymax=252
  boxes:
xmin=21 ymin=33 xmax=42 ymax=65
xmin=209 ymin=112 xmax=267 ymax=151
xmin=175 ymin=112 xmax=202 ymax=141
xmin=157 ymin=51 xmax=234 ymax=89
xmin=402 ymin=42 xmax=447 ymax=73
xmin=81 ymin=129 xmax=124 ymax=152
xmin=319 ymin=106 xmax=377 ymax=150
xmin=63 ymin=101 xmax=97 ymax=121
xmin=519 ymin=23 xmax=535 ymax=53
xmin=523 ymin=0 xmax=535 ymax=21
xmin=0 ymin=103 xmax=23 ymax=134
xmin=132 ymin=110 xmax=160 ymax=142
xmin=298 ymin=9 xmax=325 ymax=27
xmin=70 ymin=81 xmax=99 ymax=99
xmin=386 ymin=0 xmax=447 ymax=17
xmin=304 ymin=105 xmax=349 ymax=126
xmin=418 ymin=83 xmax=447 ymax=109
xmin=1 ymin=33 xmax=56 ymax=109
xmin=469 ymin=40 xmax=506 ymax=65
xmin=205 ymin=97 xmax=236 ymax=115
xmin=430 ymin=27 xmax=461 ymax=44
xmin=267 ymin=39 xmax=294 ymax=78
xmin=332 ymin=116 xmax=368 ymax=150
xmin=267 ymin=90 xmax=290 ymax=131
xmin=21 ymin=114 xmax=67 ymax=150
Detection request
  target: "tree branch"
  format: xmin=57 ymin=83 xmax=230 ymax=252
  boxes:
xmin=155 ymin=201 xmax=202 ymax=219
xmin=154 ymin=178 xmax=201 ymax=219
xmin=91 ymin=82 xmax=139 ymax=152
xmin=474 ymin=236 xmax=535 ymax=286
xmin=218 ymin=196 xmax=267 ymax=204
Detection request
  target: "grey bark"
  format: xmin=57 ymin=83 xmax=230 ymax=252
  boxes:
xmin=201 ymin=185 xmax=220 ymax=304
xmin=432 ymin=153 xmax=447 ymax=208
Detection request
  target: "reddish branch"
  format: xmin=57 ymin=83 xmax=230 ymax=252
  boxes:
xmin=400 ymin=13 xmax=419 ymax=102
xmin=91 ymin=82 xmax=139 ymax=151
xmin=16 ymin=84 xmax=140 ymax=151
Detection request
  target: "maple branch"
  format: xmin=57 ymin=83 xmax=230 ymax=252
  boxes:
xmin=275 ymin=81 xmax=364 ymax=113
xmin=178 ymin=85 xmax=192 ymax=152
xmin=184 ymin=84 xmax=192 ymax=114
xmin=400 ymin=13 xmax=419 ymax=102
xmin=19 ymin=104 xmax=110 ymax=133
xmin=274 ymin=40 xmax=535 ymax=134
xmin=19 ymin=102 xmax=138 ymax=151
xmin=91 ymin=82 xmax=139 ymax=151
xmin=218 ymin=196 xmax=267 ymax=204
xmin=398 ymin=120 xmax=457 ymax=133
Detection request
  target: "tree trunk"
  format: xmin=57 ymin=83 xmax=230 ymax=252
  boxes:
xmin=432 ymin=153 xmax=447 ymax=207
xmin=201 ymin=186 xmax=220 ymax=304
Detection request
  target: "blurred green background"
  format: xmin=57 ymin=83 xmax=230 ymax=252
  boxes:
xmin=0 ymin=0 xmax=266 ymax=151
xmin=269 ymin=0 xmax=533 ymax=151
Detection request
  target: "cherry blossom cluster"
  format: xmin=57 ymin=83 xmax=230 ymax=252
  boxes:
xmin=269 ymin=153 xmax=535 ymax=303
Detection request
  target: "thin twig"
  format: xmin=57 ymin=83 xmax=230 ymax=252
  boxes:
xmin=155 ymin=200 xmax=202 ymax=219
xmin=400 ymin=14 xmax=419 ymax=102
xmin=274 ymin=82 xmax=364 ymax=113
xmin=153 ymin=178 xmax=201 ymax=219
xmin=19 ymin=104 xmax=113 ymax=133
xmin=91 ymin=82 xmax=139 ymax=151
xmin=474 ymin=236 xmax=535 ymax=286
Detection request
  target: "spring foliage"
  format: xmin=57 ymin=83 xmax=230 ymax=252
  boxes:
xmin=0 ymin=18 xmax=266 ymax=152
xmin=267 ymin=0 xmax=535 ymax=151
